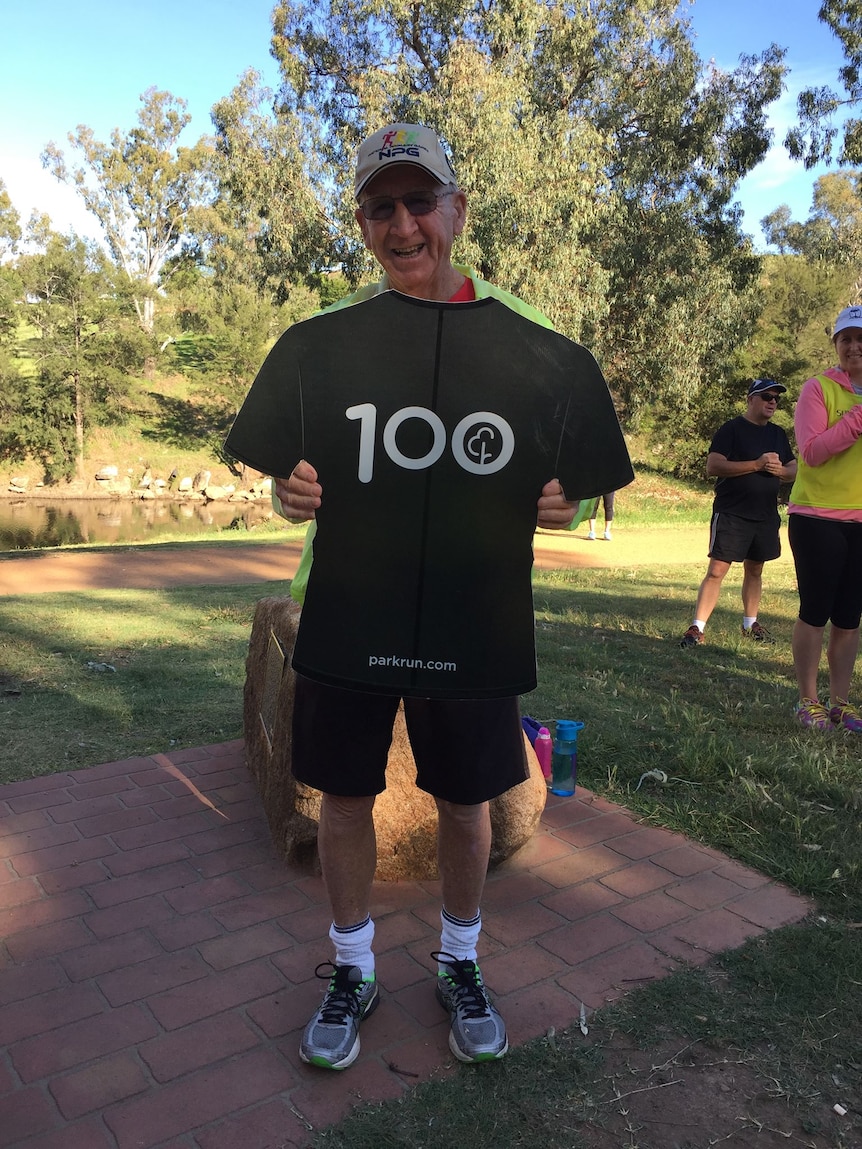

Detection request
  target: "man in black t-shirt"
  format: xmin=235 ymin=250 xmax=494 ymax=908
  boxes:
xmin=231 ymin=122 xmax=633 ymax=1075
xmin=679 ymin=378 xmax=797 ymax=648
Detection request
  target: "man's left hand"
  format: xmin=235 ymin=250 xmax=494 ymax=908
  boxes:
xmin=537 ymin=479 xmax=578 ymax=530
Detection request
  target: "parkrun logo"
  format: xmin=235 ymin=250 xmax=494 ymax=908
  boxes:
xmin=346 ymin=403 xmax=515 ymax=483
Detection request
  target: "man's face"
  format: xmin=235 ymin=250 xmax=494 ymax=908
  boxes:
xmin=355 ymin=166 xmax=467 ymax=300
xmin=747 ymin=389 xmax=782 ymax=424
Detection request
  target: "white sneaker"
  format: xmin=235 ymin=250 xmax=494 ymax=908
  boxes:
xmin=604 ymin=529 xmax=612 ymax=541
xmin=587 ymin=530 xmax=596 ymax=540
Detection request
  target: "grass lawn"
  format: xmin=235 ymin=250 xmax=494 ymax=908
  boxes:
xmin=0 ymin=550 xmax=860 ymax=1146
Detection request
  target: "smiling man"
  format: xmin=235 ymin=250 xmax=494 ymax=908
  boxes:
xmin=226 ymin=122 xmax=633 ymax=1073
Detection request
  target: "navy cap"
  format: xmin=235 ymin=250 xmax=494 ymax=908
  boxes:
xmin=747 ymin=378 xmax=787 ymax=397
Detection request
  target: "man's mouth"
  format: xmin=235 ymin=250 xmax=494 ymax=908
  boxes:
xmin=392 ymin=244 xmax=424 ymax=257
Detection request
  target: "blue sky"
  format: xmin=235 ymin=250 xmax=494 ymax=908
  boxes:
xmin=0 ymin=0 xmax=852 ymax=250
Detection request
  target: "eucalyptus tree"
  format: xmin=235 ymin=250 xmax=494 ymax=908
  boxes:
xmin=9 ymin=227 xmax=151 ymax=482
xmin=260 ymin=0 xmax=784 ymax=433
xmin=786 ymin=0 xmax=862 ymax=167
xmin=41 ymin=88 xmax=215 ymax=334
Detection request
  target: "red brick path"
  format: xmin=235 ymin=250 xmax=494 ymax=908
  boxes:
xmin=0 ymin=742 xmax=812 ymax=1149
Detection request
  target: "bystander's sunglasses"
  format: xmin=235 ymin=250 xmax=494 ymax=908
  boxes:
xmin=359 ymin=189 xmax=456 ymax=221
xmin=760 ymin=393 xmax=782 ymax=404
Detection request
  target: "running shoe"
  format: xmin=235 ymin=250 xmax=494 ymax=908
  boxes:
xmin=587 ymin=530 xmax=596 ymax=540
xmin=794 ymin=699 xmax=832 ymax=732
xmin=829 ymin=700 xmax=862 ymax=733
xmin=299 ymin=963 xmax=379 ymax=1070
xmin=603 ymin=529 xmax=612 ymax=541
xmin=742 ymin=621 xmax=774 ymax=643
xmin=432 ymin=951 xmax=508 ymax=1063
xmin=679 ymin=624 xmax=704 ymax=648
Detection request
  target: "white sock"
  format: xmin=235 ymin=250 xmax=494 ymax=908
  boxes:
xmin=743 ymin=616 xmax=756 ymax=630
xmin=439 ymin=907 xmax=481 ymax=972
xmin=693 ymin=620 xmax=707 ymax=632
xmin=329 ymin=917 xmax=375 ymax=980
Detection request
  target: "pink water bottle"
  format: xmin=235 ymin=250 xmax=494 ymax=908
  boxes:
xmin=534 ymin=727 xmax=552 ymax=782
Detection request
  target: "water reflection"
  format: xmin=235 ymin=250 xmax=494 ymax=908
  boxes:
xmin=0 ymin=498 xmax=276 ymax=550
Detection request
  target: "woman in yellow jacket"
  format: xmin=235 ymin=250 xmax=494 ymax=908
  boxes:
xmin=789 ymin=305 xmax=862 ymax=730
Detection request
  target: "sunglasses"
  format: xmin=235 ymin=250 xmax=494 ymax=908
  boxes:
xmin=759 ymin=393 xmax=782 ymax=404
xmin=359 ymin=189 xmax=455 ymax=221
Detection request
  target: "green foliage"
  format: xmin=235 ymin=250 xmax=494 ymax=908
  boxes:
xmin=41 ymin=88 xmax=216 ymax=332
xmin=0 ymin=178 xmax=22 ymax=260
xmin=737 ymin=252 xmax=853 ymax=392
xmin=785 ymin=0 xmax=862 ymax=166
xmin=5 ymin=230 xmax=151 ymax=481
xmin=207 ymin=70 xmax=338 ymax=304
xmin=264 ymin=0 xmax=784 ymax=438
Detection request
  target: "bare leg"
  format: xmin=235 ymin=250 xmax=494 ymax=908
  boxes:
xmin=741 ymin=559 xmax=764 ymax=618
xmin=826 ymin=625 xmax=861 ymax=705
xmin=317 ymin=793 xmax=377 ymax=926
xmin=792 ymin=618 xmax=825 ymax=701
xmin=692 ymin=558 xmax=732 ymax=625
xmin=435 ymin=799 xmax=491 ymax=919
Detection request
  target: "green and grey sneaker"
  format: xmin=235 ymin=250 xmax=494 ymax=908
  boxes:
xmin=299 ymin=963 xmax=379 ymax=1070
xmin=432 ymin=951 xmax=508 ymax=1063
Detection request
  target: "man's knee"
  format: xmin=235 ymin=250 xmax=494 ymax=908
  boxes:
xmin=434 ymin=798 xmax=489 ymax=830
xmin=320 ymin=793 xmax=376 ymax=827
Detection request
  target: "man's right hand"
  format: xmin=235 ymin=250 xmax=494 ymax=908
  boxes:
xmin=275 ymin=460 xmax=321 ymax=522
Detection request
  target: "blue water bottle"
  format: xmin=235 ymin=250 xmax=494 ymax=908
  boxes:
xmin=550 ymin=720 xmax=584 ymax=796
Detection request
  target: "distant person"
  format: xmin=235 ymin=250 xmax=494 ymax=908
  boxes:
xmin=788 ymin=306 xmax=862 ymax=731
xmin=587 ymin=491 xmax=615 ymax=540
xmin=679 ymin=378 xmax=797 ymax=648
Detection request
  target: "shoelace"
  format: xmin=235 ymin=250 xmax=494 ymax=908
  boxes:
xmin=798 ymin=699 xmax=830 ymax=721
xmin=432 ymin=951 xmax=491 ymax=1019
xmin=833 ymin=701 xmax=862 ymax=722
xmin=314 ymin=963 xmax=363 ymax=1024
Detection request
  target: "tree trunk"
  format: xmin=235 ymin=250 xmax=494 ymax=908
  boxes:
xmin=74 ymin=371 xmax=85 ymax=482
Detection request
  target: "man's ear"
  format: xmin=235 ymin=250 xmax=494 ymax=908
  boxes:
xmin=355 ymin=207 xmax=373 ymax=251
xmin=452 ymin=191 xmax=467 ymax=237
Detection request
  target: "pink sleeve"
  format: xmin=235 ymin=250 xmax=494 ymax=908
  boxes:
xmin=795 ymin=377 xmax=862 ymax=466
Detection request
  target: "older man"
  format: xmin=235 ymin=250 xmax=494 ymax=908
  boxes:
xmin=229 ymin=123 xmax=633 ymax=1071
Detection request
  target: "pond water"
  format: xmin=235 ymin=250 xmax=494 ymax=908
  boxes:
xmin=0 ymin=498 xmax=276 ymax=551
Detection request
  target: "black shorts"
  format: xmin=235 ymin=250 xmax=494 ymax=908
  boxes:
xmin=291 ymin=675 xmax=529 ymax=805
xmin=789 ymin=513 xmax=862 ymax=629
xmin=707 ymin=511 xmax=781 ymax=564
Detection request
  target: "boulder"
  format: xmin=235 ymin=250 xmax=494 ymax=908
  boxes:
xmin=243 ymin=597 xmax=547 ymax=880
xmin=95 ymin=466 xmax=118 ymax=480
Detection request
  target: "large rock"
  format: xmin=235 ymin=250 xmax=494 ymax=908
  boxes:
xmin=243 ymin=597 xmax=547 ymax=880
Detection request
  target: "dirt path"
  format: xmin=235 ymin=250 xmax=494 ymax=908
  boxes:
xmin=0 ymin=527 xmax=722 ymax=595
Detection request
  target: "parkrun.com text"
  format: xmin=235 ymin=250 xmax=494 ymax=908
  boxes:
xmin=368 ymin=655 xmax=457 ymax=673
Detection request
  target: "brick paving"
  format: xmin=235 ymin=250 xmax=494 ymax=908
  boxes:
xmin=0 ymin=742 xmax=813 ymax=1149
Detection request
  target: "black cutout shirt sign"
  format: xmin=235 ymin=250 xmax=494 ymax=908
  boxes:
xmin=226 ymin=292 xmax=633 ymax=699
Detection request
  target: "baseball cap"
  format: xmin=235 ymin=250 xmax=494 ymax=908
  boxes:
xmin=355 ymin=123 xmax=457 ymax=198
xmin=747 ymin=378 xmax=787 ymax=397
xmin=832 ymin=305 xmax=862 ymax=339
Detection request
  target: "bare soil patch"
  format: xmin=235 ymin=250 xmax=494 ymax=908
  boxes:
xmin=0 ymin=527 xmax=719 ymax=596
xmin=585 ymin=1033 xmax=840 ymax=1148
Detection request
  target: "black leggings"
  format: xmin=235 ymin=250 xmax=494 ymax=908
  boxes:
xmin=594 ymin=492 xmax=615 ymax=521
xmin=788 ymin=513 xmax=862 ymax=629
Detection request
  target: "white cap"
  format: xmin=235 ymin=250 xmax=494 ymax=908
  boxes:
xmin=832 ymin=305 xmax=862 ymax=339
xmin=354 ymin=124 xmax=457 ymax=198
